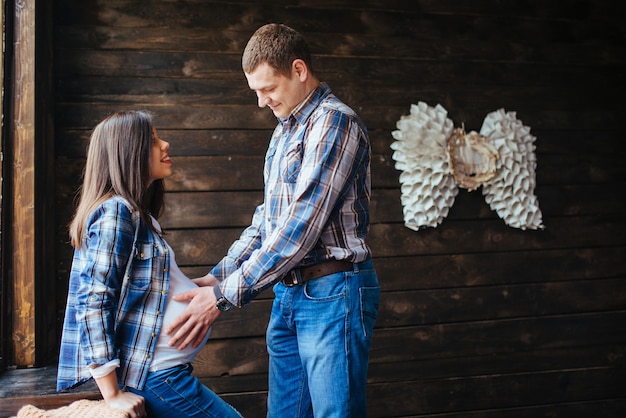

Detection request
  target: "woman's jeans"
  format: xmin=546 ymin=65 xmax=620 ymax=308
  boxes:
xmin=127 ymin=363 xmax=242 ymax=418
xmin=267 ymin=259 xmax=380 ymax=418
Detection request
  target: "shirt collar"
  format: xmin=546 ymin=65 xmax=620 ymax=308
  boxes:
xmin=279 ymin=82 xmax=332 ymax=126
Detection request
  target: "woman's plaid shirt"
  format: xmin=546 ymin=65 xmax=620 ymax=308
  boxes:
xmin=57 ymin=196 xmax=170 ymax=391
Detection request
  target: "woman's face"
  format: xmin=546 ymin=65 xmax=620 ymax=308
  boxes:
xmin=149 ymin=128 xmax=172 ymax=184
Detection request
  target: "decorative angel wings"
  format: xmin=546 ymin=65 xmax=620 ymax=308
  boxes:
xmin=390 ymin=102 xmax=544 ymax=231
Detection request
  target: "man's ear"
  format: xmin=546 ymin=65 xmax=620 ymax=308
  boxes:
xmin=292 ymin=59 xmax=308 ymax=81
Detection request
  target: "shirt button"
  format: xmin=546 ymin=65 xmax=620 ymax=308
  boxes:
xmin=161 ymin=290 xmax=166 ymax=295
xmin=163 ymin=268 xmax=168 ymax=273
xmin=151 ymin=332 xmax=156 ymax=338
xmin=140 ymin=253 xmax=144 ymax=258
xmin=157 ymin=311 xmax=162 ymax=316
xmin=146 ymin=354 xmax=151 ymax=359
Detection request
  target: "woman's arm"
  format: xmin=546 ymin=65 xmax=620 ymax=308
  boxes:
xmin=78 ymin=201 xmax=136 ymax=367
xmin=93 ymin=369 xmax=147 ymax=418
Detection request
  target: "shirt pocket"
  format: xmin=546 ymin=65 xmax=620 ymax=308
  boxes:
xmin=128 ymin=242 xmax=159 ymax=290
xmin=280 ymin=141 xmax=302 ymax=183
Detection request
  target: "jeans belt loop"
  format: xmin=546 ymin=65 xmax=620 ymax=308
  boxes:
xmin=288 ymin=268 xmax=302 ymax=286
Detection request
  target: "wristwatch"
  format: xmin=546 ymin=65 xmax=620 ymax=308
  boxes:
xmin=214 ymin=285 xmax=234 ymax=312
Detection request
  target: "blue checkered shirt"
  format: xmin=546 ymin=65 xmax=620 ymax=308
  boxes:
xmin=211 ymin=83 xmax=372 ymax=307
xmin=57 ymin=196 xmax=170 ymax=391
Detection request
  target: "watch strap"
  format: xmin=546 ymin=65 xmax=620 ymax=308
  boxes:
xmin=213 ymin=284 xmax=234 ymax=311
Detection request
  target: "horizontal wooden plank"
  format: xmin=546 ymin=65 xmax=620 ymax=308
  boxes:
xmin=153 ymin=183 xmax=622 ymax=229
xmin=410 ymin=400 xmax=626 ymax=418
xmin=54 ymin=48 xmax=625 ymax=91
xmin=57 ymin=128 xmax=274 ymax=158
xmin=199 ymin=277 xmax=626 ymax=340
xmin=54 ymin=0 xmax=626 ymax=22
xmin=54 ymin=25 xmax=626 ymax=66
xmin=218 ymin=392 xmax=266 ymax=418
xmin=156 ymin=216 xmax=626 ymax=266
xmin=55 ymin=155 xmax=268 ymax=196
xmin=365 ymin=367 xmax=626 ymax=417
xmin=210 ymin=388 xmax=626 ymax=418
xmin=367 ymin=216 xmax=626 ymax=258
xmin=55 ymin=102 xmax=624 ymax=134
xmin=370 ymin=311 xmax=626 ymax=363
xmin=367 ymin=344 xmax=626 ymax=384
xmin=194 ymin=310 xmax=626 ymax=377
xmin=171 ymin=246 xmax=626 ymax=292
xmin=216 ymin=395 xmax=626 ymax=418
xmin=55 ymin=152 xmax=626 ymax=202
xmin=54 ymin=104 xmax=276 ymax=130
xmin=194 ymin=335 xmax=268 ymax=377
xmin=161 ymin=191 xmax=262 ymax=228
xmin=55 ymin=127 xmax=626 ymax=159
xmin=198 ymin=343 xmax=626 ymax=389
xmin=54 ymin=75 xmax=621 ymax=117
xmin=378 ymin=278 xmax=626 ymax=327
xmin=371 ymin=247 xmax=626 ymax=290
xmin=533 ymin=129 xmax=626 ymax=155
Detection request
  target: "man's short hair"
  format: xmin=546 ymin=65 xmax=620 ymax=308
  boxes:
xmin=242 ymin=23 xmax=314 ymax=77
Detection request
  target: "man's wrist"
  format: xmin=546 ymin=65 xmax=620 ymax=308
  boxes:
xmin=213 ymin=285 xmax=234 ymax=311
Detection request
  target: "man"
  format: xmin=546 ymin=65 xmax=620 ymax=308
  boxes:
xmin=165 ymin=23 xmax=380 ymax=417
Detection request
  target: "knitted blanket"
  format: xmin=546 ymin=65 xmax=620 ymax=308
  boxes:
xmin=13 ymin=400 xmax=128 ymax=418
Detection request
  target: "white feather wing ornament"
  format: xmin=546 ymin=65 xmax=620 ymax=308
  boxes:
xmin=391 ymin=102 xmax=544 ymax=231
xmin=479 ymin=109 xmax=544 ymax=230
xmin=390 ymin=102 xmax=458 ymax=230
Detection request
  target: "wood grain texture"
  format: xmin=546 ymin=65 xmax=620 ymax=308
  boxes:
xmin=11 ymin=0 xmax=37 ymax=367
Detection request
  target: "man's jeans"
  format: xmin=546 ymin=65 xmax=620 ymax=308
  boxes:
xmin=127 ymin=363 xmax=242 ymax=418
xmin=267 ymin=259 xmax=380 ymax=417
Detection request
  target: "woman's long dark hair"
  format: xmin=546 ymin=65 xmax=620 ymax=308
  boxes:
xmin=69 ymin=110 xmax=165 ymax=248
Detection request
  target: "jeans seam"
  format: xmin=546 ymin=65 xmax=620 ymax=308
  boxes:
xmin=162 ymin=378 xmax=217 ymax=417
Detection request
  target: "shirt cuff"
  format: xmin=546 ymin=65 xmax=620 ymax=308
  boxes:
xmin=89 ymin=359 xmax=120 ymax=379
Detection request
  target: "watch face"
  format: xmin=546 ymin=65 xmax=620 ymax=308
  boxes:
xmin=217 ymin=298 xmax=233 ymax=311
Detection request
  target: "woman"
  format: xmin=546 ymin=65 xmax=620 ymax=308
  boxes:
xmin=56 ymin=111 xmax=242 ymax=418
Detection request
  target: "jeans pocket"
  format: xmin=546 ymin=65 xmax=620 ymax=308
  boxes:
xmin=303 ymin=273 xmax=346 ymax=301
xmin=360 ymin=286 xmax=380 ymax=341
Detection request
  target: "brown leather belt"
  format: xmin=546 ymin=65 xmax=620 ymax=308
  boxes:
xmin=282 ymin=260 xmax=353 ymax=286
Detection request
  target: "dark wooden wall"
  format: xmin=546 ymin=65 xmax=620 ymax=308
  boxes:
xmin=52 ymin=1 xmax=626 ymax=416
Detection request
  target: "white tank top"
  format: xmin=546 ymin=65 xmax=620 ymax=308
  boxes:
xmin=149 ymin=218 xmax=211 ymax=372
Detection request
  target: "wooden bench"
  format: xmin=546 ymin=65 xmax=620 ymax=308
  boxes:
xmin=0 ymin=366 xmax=101 ymax=417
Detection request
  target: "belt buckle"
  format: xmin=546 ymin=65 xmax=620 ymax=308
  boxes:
xmin=285 ymin=269 xmax=301 ymax=286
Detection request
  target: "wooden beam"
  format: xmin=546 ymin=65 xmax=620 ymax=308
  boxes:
xmin=12 ymin=0 xmax=36 ymax=366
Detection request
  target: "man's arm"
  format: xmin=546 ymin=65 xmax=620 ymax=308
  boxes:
xmin=164 ymin=202 xmax=266 ymax=349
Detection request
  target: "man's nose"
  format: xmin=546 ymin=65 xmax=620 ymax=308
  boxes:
xmin=257 ymin=93 xmax=269 ymax=108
